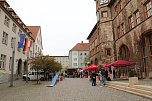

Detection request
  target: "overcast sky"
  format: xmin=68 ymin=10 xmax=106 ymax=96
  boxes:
xmin=7 ymin=0 xmax=97 ymax=56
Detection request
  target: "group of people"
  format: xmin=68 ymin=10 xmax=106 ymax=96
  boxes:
xmin=91 ymin=69 xmax=110 ymax=87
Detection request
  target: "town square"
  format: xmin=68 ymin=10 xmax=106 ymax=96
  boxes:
xmin=0 ymin=0 xmax=152 ymax=101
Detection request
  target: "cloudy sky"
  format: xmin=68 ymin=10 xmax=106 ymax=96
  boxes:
xmin=7 ymin=0 xmax=97 ymax=56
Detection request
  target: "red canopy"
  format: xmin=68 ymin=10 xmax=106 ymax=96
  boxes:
xmin=109 ymin=60 xmax=136 ymax=67
xmin=88 ymin=64 xmax=99 ymax=70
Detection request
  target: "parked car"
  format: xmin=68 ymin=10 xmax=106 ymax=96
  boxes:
xmin=22 ymin=71 xmax=44 ymax=81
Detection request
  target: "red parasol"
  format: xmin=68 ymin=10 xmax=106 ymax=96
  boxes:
xmin=88 ymin=64 xmax=99 ymax=70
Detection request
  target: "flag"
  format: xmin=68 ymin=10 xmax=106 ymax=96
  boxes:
xmin=18 ymin=34 xmax=25 ymax=48
xmin=23 ymin=38 xmax=29 ymax=52
xmin=30 ymin=40 xmax=32 ymax=47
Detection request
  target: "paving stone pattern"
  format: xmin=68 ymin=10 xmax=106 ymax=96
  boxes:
xmin=0 ymin=78 xmax=151 ymax=101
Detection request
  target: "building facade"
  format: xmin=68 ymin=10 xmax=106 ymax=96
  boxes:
xmin=50 ymin=56 xmax=69 ymax=70
xmin=87 ymin=0 xmax=114 ymax=67
xmin=109 ymin=0 xmax=152 ymax=78
xmin=0 ymin=0 xmax=43 ymax=83
xmin=27 ymin=26 xmax=43 ymax=57
xmin=69 ymin=41 xmax=89 ymax=69
xmin=88 ymin=0 xmax=152 ymax=78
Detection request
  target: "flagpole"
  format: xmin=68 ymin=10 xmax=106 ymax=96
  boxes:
xmin=25 ymin=51 xmax=29 ymax=83
xmin=10 ymin=37 xmax=16 ymax=87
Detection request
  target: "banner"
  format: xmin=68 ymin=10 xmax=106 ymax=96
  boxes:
xmin=23 ymin=38 xmax=29 ymax=52
xmin=18 ymin=34 xmax=25 ymax=48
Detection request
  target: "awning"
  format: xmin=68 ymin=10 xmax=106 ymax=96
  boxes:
xmin=109 ymin=60 xmax=136 ymax=67
xmin=88 ymin=64 xmax=98 ymax=70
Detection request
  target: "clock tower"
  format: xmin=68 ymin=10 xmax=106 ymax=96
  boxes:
xmin=95 ymin=0 xmax=115 ymax=64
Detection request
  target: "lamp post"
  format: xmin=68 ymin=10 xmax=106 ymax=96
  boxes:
xmin=25 ymin=51 xmax=29 ymax=84
xmin=10 ymin=37 xmax=16 ymax=87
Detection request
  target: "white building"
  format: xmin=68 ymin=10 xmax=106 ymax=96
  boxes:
xmin=27 ymin=26 xmax=43 ymax=57
xmin=0 ymin=0 xmax=43 ymax=83
xmin=69 ymin=41 xmax=89 ymax=69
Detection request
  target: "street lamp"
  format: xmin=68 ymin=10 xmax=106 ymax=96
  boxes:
xmin=10 ymin=37 xmax=16 ymax=87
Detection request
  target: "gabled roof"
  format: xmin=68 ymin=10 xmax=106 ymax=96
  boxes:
xmin=26 ymin=26 xmax=41 ymax=40
xmin=71 ymin=42 xmax=89 ymax=51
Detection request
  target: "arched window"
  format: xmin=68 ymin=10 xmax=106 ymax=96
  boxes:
xmin=119 ymin=45 xmax=130 ymax=60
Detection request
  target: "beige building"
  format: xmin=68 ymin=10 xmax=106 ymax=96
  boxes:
xmin=0 ymin=0 xmax=43 ymax=83
xmin=88 ymin=0 xmax=152 ymax=78
xmin=50 ymin=56 xmax=69 ymax=70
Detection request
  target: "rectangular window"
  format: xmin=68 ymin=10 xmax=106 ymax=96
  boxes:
xmin=0 ymin=54 xmax=6 ymax=70
xmin=115 ymin=5 xmax=118 ymax=15
xmin=121 ymin=23 xmax=125 ymax=35
xmin=149 ymin=35 xmax=152 ymax=55
xmin=12 ymin=23 xmax=17 ymax=33
xmin=101 ymin=11 xmax=108 ymax=18
xmin=129 ymin=15 xmax=135 ymax=29
xmin=11 ymin=37 xmax=13 ymax=48
xmin=9 ymin=57 xmax=12 ymax=71
xmin=73 ymin=63 xmax=77 ymax=66
xmin=18 ymin=42 xmax=21 ymax=52
xmin=105 ymin=48 xmax=111 ymax=56
xmin=145 ymin=1 xmax=152 ymax=18
xmin=118 ymin=1 xmax=121 ymax=12
xmin=2 ymin=32 xmax=8 ymax=45
xmin=18 ymin=29 xmax=22 ymax=37
xmin=135 ymin=10 xmax=140 ymax=25
xmin=4 ymin=16 xmax=10 ymax=27
xmin=30 ymin=51 xmax=32 ymax=57
xmin=73 ymin=58 xmax=77 ymax=61
xmin=117 ymin=26 xmax=120 ymax=38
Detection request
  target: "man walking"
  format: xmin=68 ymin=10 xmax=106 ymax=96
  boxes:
xmin=91 ymin=71 xmax=97 ymax=86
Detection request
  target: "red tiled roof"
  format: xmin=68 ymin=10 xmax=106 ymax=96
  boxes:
xmin=26 ymin=26 xmax=40 ymax=40
xmin=71 ymin=42 xmax=89 ymax=51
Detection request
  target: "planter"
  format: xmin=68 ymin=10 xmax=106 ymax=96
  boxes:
xmin=129 ymin=77 xmax=138 ymax=85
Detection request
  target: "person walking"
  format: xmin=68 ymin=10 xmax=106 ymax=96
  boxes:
xmin=91 ymin=71 xmax=97 ymax=86
xmin=98 ymin=71 xmax=103 ymax=87
xmin=102 ymin=70 xmax=106 ymax=85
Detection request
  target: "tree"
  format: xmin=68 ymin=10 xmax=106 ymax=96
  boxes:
xmin=84 ymin=55 xmax=90 ymax=66
xmin=29 ymin=55 xmax=62 ymax=83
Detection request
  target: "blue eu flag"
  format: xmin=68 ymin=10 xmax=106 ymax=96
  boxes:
xmin=18 ymin=33 xmax=25 ymax=48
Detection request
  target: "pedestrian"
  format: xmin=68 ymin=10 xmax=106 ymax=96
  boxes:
xmin=91 ymin=71 xmax=97 ymax=86
xmin=102 ymin=69 xmax=106 ymax=85
xmin=98 ymin=71 xmax=103 ymax=87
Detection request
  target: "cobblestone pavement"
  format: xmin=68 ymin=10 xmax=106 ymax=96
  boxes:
xmin=0 ymin=78 xmax=151 ymax=101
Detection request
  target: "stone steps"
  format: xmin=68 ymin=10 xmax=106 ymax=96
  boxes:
xmin=106 ymin=81 xmax=152 ymax=100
